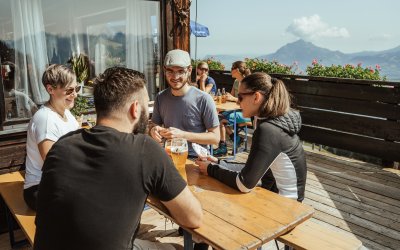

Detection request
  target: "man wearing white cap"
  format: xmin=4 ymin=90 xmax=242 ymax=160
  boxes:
xmin=150 ymin=49 xmax=220 ymax=156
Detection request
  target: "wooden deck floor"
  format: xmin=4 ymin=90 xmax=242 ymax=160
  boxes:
xmin=0 ymin=147 xmax=399 ymax=250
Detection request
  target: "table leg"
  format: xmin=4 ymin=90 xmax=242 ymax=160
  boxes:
xmin=183 ymin=229 xmax=193 ymax=250
xmin=233 ymin=109 xmax=237 ymax=158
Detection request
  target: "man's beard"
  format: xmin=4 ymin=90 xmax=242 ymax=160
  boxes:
xmin=133 ymin=108 xmax=149 ymax=134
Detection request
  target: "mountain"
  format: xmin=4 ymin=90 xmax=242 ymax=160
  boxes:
xmin=206 ymin=40 xmax=400 ymax=80
xmin=259 ymin=39 xmax=349 ymax=69
xmin=260 ymin=39 xmax=400 ymax=80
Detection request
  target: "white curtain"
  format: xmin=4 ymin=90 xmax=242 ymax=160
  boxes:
xmin=126 ymin=0 xmax=159 ymax=98
xmin=11 ymin=0 xmax=49 ymax=105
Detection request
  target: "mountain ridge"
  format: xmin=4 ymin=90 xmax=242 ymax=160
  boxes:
xmin=205 ymin=40 xmax=400 ymax=80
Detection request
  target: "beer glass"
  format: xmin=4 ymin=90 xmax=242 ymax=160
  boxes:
xmin=170 ymin=138 xmax=188 ymax=167
xmin=164 ymin=139 xmax=172 ymax=158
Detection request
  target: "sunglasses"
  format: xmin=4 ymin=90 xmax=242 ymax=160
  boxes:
xmin=65 ymin=86 xmax=81 ymax=95
xmin=165 ymin=68 xmax=188 ymax=77
xmin=237 ymin=91 xmax=255 ymax=102
xmin=199 ymin=67 xmax=209 ymax=72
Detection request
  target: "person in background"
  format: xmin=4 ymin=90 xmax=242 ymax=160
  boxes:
xmin=197 ymin=72 xmax=307 ymax=202
xmin=3 ymin=61 xmax=38 ymax=117
xmin=23 ymin=64 xmax=80 ymax=211
xmin=196 ymin=61 xmax=217 ymax=95
xmin=34 ymin=67 xmax=203 ymax=250
xmin=213 ymin=61 xmax=252 ymax=156
xmin=150 ymin=49 xmax=220 ymax=156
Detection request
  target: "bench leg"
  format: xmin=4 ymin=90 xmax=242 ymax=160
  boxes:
xmin=2 ymin=200 xmax=29 ymax=249
xmin=284 ymin=245 xmax=294 ymax=250
xmin=182 ymin=229 xmax=193 ymax=250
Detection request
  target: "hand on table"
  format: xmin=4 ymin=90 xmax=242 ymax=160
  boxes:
xmin=150 ymin=125 xmax=166 ymax=142
xmin=195 ymin=155 xmax=218 ymax=176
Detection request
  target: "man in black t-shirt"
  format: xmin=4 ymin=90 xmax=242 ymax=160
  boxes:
xmin=34 ymin=67 xmax=203 ymax=250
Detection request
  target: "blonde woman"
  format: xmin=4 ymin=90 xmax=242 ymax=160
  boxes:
xmin=24 ymin=64 xmax=80 ymax=210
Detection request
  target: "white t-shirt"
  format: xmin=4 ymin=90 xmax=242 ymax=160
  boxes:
xmin=24 ymin=106 xmax=79 ymax=189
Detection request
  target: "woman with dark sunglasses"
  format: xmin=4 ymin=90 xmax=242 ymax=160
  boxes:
xmin=24 ymin=64 xmax=80 ymax=211
xmin=197 ymin=72 xmax=307 ymax=202
xmin=213 ymin=61 xmax=252 ymax=156
xmin=195 ymin=61 xmax=217 ymax=95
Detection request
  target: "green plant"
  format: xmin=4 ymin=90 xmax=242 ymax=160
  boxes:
xmin=70 ymin=96 xmax=89 ymax=117
xmin=68 ymin=53 xmax=89 ymax=83
xmin=192 ymin=58 xmax=225 ymax=70
xmin=244 ymin=58 xmax=297 ymax=75
xmin=306 ymin=59 xmax=386 ymax=80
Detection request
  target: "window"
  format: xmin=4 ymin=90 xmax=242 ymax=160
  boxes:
xmin=0 ymin=0 xmax=162 ymax=131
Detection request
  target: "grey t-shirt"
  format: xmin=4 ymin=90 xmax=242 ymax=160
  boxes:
xmin=152 ymin=86 xmax=219 ymax=154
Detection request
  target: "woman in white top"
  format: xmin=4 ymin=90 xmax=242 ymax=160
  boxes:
xmin=24 ymin=64 xmax=80 ymax=210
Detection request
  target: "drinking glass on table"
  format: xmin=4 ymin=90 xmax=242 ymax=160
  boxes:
xmin=170 ymin=138 xmax=188 ymax=167
xmin=164 ymin=139 xmax=172 ymax=158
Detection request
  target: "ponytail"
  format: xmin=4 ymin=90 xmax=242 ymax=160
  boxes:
xmin=242 ymin=73 xmax=291 ymax=118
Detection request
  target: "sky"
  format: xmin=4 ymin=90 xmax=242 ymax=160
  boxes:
xmin=189 ymin=0 xmax=400 ymax=58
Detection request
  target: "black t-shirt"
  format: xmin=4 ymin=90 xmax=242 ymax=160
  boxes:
xmin=34 ymin=126 xmax=186 ymax=250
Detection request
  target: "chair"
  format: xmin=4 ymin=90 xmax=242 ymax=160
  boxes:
xmin=235 ymin=121 xmax=253 ymax=152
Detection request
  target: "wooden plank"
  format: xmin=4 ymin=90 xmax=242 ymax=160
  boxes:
xmin=284 ymin=79 xmax=400 ymax=103
xmin=308 ymin=218 xmax=391 ymax=250
xmin=0 ymin=143 xmax=26 ymax=168
xmin=0 ymin=181 xmax=35 ymax=246
xmin=306 ymin=172 xmax=400 ymax=214
xmin=147 ymin=198 xmax=261 ymax=250
xmin=305 ymin=150 xmax=400 ymax=185
xmin=311 ymin=210 xmax=399 ymax=250
xmin=305 ymin=179 xmax=400 ymax=219
xmin=306 ymin=184 xmax=400 ymax=220
xmin=195 ymin=186 xmax=314 ymax=244
xmin=305 ymin=190 xmax=400 ymax=232
xmin=306 ymin=168 xmax=400 ymax=208
xmin=304 ymin=198 xmax=400 ymax=244
xmin=300 ymin=108 xmax=400 ymax=141
xmin=293 ymin=93 xmax=400 ymax=120
xmin=278 ymin=219 xmax=362 ymax=250
xmin=307 ymin=162 xmax=400 ymax=200
xmin=307 ymin=157 xmax=400 ymax=188
xmin=299 ymin=126 xmax=400 ymax=161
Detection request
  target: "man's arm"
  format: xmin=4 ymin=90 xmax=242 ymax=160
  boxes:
xmin=160 ymin=125 xmax=220 ymax=145
xmin=162 ymin=186 xmax=203 ymax=228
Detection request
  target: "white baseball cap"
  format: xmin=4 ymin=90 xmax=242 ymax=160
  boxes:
xmin=164 ymin=49 xmax=191 ymax=68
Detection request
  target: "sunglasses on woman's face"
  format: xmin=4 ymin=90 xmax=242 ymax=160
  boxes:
xmin=199 ymin=67 xmax=209 ymax=72
xmin=64 ymin=86 xmax=81 ymax=95
xmin=237 ymin=91 xmax=255 ymax=102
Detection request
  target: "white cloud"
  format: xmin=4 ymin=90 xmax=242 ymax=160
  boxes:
xmin=286 ymin=15 xmax=350 ymax=40
xmin=369 ymin=34 xmax=392 ymax=41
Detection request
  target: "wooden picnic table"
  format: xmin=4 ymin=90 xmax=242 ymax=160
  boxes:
xmin=215 ymin=100 xmax=240 ymax=112
xmin=147 ymin=160 xmax=314 ymax=250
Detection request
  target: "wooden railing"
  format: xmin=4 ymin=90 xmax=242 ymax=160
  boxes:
xmin=209 ymin=70 xmax=400 ymax=163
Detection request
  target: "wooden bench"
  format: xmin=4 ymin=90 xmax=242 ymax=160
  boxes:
xmin=0 ymin=172 xmax=35 ymax=248
xmin=277 ymin=219 xmax=363 ymax=250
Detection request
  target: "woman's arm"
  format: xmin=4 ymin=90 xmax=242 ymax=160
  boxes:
xmin=206 ymin=124 xmax=281 ymax=192
xmin=38 ymin=139 xmax=55 ymax=160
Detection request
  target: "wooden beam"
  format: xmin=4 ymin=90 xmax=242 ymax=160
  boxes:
xmin=166 ymin=0 xmax=191 ymax=52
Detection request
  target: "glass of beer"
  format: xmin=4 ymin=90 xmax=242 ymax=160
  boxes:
xmin=164 ymin=139 xmax=172 ymax=158
xmin=170 ymin=138 xmax=188 ymax=167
